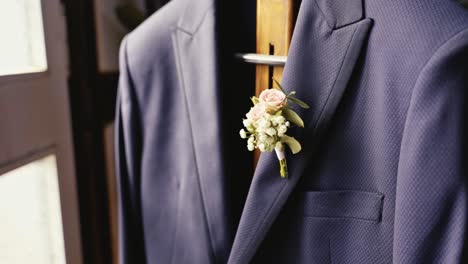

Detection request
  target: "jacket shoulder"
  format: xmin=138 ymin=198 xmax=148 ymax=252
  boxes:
xmin=122 ymin=0 xmax=184 ymax=74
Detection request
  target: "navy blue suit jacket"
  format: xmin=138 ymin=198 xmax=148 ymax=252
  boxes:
xmin=115 ymin=0 xmax=468 ymax=263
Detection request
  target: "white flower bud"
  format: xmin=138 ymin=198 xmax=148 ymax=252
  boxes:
xmin=265 ymin=127 xmax=277 ymax=136
xmin=247 ymin=143 xmax=255 ymax=151
xmin=285 ymin=121 xmax=290 ymax=127
xmin=258 ymin=133 xmax=268 ymax=142
xmin=239 ymin=129 xmax=247 ymax=139
xmin=273 ymin=116 xmax=285 ymax=125
xmin=259 ymin=119 xmax=271 ymax=128
xmin=243 ymin=119 xmax=252 ymax=127
xmin=256 ymin=125 xmax=264 ymax=133
xmin=277 ymin=125 xmax=287 ymax=137
xmin=258 ymin=143 xmax=267 ymax=152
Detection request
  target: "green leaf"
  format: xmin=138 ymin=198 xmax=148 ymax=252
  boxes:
xmin=281 ymin=135 xmax=302 ymax=154
xmin=250 ymin=96 xmax=259 ymax=105
xmin=272 ymin=78 xmax=287 ymax=95
xmin=288 ymin=96 xmax=310 ymax=109
xmin=275 ymin=110 xmax=283 ymax=116
xmin=282 ymin=108 xmax=305 ymax=128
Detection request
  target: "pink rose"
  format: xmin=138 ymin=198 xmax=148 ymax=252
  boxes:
xmin=246 ymin=103 xmax=266 ymax=121
xmin=259 ymin=89 xmax=286 ymax=112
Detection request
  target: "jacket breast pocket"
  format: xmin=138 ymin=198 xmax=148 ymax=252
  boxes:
xmin=297 ymin=190 xmax=384 ymax=222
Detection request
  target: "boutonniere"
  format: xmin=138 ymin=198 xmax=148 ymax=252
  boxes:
xmin=240 ymin=79 xmax=310 ymax=178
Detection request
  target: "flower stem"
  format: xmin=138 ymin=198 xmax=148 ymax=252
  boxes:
xmin=279 ymin=159 xmax=288 ymax=178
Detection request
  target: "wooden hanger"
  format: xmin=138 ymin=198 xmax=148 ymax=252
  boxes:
xmin=237 ymin=0 xmax=294 ymax=168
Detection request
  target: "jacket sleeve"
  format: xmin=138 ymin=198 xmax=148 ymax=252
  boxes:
xmin=115 ymin=36 xmax=147 ymax=264
xmin=393 ymin=29 xmax=468 ymax=263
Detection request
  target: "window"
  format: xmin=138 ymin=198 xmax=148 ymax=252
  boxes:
xmin=0 ymin=155 xmax=66 ymax=264
xmin=0 ymin=0 xmax=47 ymax=76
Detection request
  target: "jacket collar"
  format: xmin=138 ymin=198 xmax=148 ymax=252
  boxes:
xmin=228 ymin=0 xmax=373 ymax=263
xmin=174 ymin=0 xmax=372 ymax=262
xmin=177 ymin=0 xmax=215 ymax=35
xmin=173 ymin=0 xmax=230 ymax=262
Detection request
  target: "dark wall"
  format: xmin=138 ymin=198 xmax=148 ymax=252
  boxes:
xmin=146 ymin=0 xmax=171 ymax=15
xmin=63 ymin=0 xmax=168 ymax=263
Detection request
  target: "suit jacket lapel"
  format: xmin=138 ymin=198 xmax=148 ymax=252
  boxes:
xmin=228 ymin=0 xmax=373 ymax=263
xmin=173 ymin=0 xmax=231 ymax=262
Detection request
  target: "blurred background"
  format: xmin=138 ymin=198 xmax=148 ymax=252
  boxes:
xmin=0 ymin=1 xmax=167 ymax=263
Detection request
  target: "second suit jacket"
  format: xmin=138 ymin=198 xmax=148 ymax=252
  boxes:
xmin=115 ymin=0 xmax=468 ymax=263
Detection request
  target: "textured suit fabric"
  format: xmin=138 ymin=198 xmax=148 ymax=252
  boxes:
xmin=115 ymin=0 xmax=468 ymax=263
xmin=115 ymin=1 xmax=255 ymax=263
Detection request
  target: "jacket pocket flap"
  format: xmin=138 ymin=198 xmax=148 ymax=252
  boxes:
xmin=298 ymin=190 xmax=384 ymax=222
